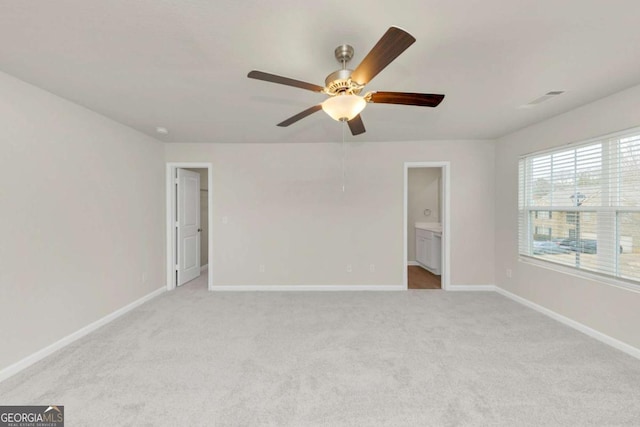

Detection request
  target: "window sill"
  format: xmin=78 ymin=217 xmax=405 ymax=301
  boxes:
xmin=518 ymin=255 xmax=640 ymax=294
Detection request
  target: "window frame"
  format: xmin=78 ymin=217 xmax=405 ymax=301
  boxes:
xmin=518 ymin=126 xmax=640 ymax=290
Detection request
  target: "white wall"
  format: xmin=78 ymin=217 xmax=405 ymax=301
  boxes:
xmin=165 ymin=140 xmax=495 ymax=287
xmin=495 ymin=83 xmax=640 ymax=350
xmin=0 ymin=71 xmax=165 ymax=372
xmin=407 ymin=168 xmax=441 ymax=261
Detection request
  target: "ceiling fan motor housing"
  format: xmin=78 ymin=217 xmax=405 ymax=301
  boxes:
xmin=325 ymin=69 xmax=360 ymax=94
xmin=325 ymin=44 xmax=364 ymax=95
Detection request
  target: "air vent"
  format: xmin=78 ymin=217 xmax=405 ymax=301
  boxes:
xmin=520 ymin=91 xmax=565 ymax=108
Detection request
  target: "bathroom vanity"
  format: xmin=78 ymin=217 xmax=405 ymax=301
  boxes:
xmin=415 ymin=222 xmax=442 ymax=275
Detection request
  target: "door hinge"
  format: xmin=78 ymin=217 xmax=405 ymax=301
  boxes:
xmin=174 ymin=178 xmax=179 ymax=184
xmin=175 ymin=264 xmax=179 ymax=271
xmin=175 ymin=221 xmax=179 ymax=227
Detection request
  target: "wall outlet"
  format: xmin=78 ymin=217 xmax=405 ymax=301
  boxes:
xmin=506 ymin=268 xmax=512 ymax=278
xmin=346 ymin=264 xmax=352 ymax=273
xmin=259 ymin=264 xmax=265 ymax=273
xmin=369 ymin=264 xmax=375 ymax=273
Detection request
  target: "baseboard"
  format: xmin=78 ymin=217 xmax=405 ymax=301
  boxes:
xmin=494 ymin=286 xmax=640 ymax=361
xmin=0 ymin=286 xmax=166 ymax=383
xmin=200 ymin=264 xmax=208 ymax=272
xmin=448 ymin=284 xmax=497 ymax=291
xmin=210 ymin=285 xmax=404 ymax=291
xmin=407 ymin=261 xmax=419 ymax=266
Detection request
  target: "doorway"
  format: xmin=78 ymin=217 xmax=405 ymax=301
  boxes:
xmin=166 ymin=162 xmax=213 ymax=291
xmin=403 ymin=162 xmax=450 ymax=290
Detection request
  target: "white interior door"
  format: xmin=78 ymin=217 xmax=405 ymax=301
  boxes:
xmin=177 ymin=168 xmax=201 ymax=286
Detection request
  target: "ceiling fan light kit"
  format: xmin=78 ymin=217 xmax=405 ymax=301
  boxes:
xmin=248 ymin=26 xmax=445 ymax=136
xmin=321 ymin=94 xmax=366 ymax=122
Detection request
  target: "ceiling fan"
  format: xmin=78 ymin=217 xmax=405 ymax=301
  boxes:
xmin=247 ymin=26 xmax=445 ymax=136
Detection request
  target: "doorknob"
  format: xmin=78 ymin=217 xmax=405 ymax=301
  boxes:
xmin=198 ymin=228 xmax=202 ymax=232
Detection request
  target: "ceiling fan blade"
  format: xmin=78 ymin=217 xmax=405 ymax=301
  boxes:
xmin=347 ymin=114 xmax=366 ymax=135
xmin=369 ymin=92 xmax=445 ymax=107
xmin=350 ymin=27 xmax=416 ymax=86
xmin=277 ymin=105 xmax=323 ymax=127
xmin=248 ymin=70 xmax=325 ymax=93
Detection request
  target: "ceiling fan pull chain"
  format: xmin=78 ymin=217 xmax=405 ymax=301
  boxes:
xmin=342 ymin=121 xmax=346 ymax=192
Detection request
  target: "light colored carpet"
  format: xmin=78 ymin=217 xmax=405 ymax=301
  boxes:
xmin=1 ymin=274 xmax=640 ymax=426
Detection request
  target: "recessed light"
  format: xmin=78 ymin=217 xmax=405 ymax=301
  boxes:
xmin=156 ymin=127 xmax=169 ymax=135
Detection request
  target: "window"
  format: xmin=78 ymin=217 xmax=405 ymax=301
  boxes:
xmin=519 ymin=128 xmax=640 ymax=284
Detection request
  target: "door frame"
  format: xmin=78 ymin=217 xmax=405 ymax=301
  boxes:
xmin=166 ymin=162 xmax=214 ymax=291
xmin=403 ymin=162 xmax=451 ymax=290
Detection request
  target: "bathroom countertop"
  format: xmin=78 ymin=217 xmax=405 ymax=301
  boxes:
xmin=415 ymin=222 xmax=442 ymax=234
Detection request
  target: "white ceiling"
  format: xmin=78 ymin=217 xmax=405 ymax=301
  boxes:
xmin=2 ymin=0 xmax=640 ymax=143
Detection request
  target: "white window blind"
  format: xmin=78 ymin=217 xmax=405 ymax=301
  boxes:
xmin=518 ymin=128 xmax=640 ymax=284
